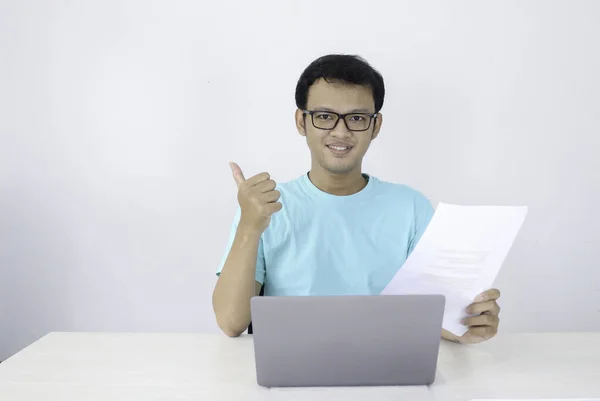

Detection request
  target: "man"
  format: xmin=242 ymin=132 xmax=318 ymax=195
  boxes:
xmin=212 ymin=54 xmax=501 ymax=343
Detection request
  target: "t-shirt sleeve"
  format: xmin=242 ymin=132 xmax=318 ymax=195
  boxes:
xmin=216 ymin=206 xmax=266 ymax=284
xmin=407 ymin=195 xmax=435 ymax=256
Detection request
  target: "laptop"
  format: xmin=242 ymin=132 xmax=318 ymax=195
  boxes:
xmin=250 ymin=294 xmax=445 ymax=387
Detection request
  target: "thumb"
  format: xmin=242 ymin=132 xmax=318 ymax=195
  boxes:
xmin=229 ymin=162 xmax=246 ymax=187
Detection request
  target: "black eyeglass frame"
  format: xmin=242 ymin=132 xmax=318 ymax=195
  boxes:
xmin=302 ymin=110 xmax=378 ymax=132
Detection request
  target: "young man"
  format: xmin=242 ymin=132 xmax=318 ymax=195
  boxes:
xmin=212 ymin=54 xmax=501 ymax=343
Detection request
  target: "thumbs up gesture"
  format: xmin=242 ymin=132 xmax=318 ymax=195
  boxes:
xmin=229 ymin=162 xmax=282 ymax=234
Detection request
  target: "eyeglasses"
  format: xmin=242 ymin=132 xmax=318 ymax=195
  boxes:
xmin=302 ymin=110 xmax=377 ymax=132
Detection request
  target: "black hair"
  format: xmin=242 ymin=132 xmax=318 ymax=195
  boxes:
xmin=295 ymin=54 xmax=385 ymax=113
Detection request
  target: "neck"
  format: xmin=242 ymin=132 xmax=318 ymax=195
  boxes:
xmin=308 ymin=165 xmax=367 ymax=196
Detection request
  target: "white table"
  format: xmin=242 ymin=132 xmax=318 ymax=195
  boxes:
xmin=0 ymin=332 xmax=598 ymax=401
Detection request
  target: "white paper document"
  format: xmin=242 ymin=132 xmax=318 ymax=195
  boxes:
xmin=381 ymin=203 xmax=528 ymax=336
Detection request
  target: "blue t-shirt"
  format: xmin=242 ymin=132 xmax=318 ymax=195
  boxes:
xmin=216 ymin=173 xmax=434 ymax=296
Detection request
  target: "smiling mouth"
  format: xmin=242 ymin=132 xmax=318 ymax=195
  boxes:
xmin=326 ymin=144 xmax=354 ymax=155
xmin=327 ymin=145 xmax=352 ymax=150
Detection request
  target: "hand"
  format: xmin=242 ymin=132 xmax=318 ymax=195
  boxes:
xmin=444 ymin=289 xmax=501 ymax=344
xmin=229 ymin=162 xmax=282 ymax=234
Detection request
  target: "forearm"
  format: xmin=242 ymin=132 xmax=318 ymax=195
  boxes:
xmin=212 ymin=227 xmax=262 ymax=337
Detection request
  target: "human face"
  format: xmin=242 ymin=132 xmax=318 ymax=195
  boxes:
xmin=295 ymin=78 xmax=382 ymax=175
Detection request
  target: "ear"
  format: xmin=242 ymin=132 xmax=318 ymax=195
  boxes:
xmin=295 ymin=109 xmax=307 ymax=137
xmin=371 ymin=113 xmax=383 ymax=140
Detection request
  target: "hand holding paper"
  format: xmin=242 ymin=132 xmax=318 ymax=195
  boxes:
xmin=456 ymin=288 xmax=502 ymax=343
xmin=381 ymin=203 xmax=527 ymax=340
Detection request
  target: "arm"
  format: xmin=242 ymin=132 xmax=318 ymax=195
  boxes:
xmin=212 ymin=226 xmax=263 ymax=337
xmin=212 ymin=162 xmax=282 ymax=338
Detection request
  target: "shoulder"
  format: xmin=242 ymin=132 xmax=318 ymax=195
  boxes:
xmin=369 ymin=176 xmax=433 ymax=210
xmin=370 ymin=176 xmax=435 ymax=237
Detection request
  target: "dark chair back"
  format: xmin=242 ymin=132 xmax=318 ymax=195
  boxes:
xmin=247 ymin=285 xmax=265 ymax=334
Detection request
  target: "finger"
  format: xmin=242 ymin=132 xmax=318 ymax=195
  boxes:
xmin=253 ymin=179 xmax=277 ymax=193
xmin=461 ymin=326 xmax=497 ymax=344
xmin=462 ymin=314 xmax=499 ymax=327
xmin=468 ymin=326 xmax=497 ymax=339
xmin=260 ymin=190 xmax=281 ymax=203
xmin=244 ymin=172 xmax=272 ymax=189
xmin=229 ymin=162 xmax=246 ymax=187
xmin=474 ymin=288 xmax=501 ymax=302
xmin=264 ymin=202 xmax=283 ymax=215
xmin=466 ymin=300 xmax=501 ymax=315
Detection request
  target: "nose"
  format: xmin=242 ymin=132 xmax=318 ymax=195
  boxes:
xmin=330 ymin=118 xmax=352 ymax=138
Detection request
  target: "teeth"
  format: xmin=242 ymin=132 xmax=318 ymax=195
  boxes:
xmin=329 ymin=146 xmax=350 ymax=151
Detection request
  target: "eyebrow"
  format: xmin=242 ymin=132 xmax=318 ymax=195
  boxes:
xmin=313 ymin=107 xmax=374 ymax=114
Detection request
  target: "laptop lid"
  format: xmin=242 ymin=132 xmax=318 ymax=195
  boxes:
xmin=250 ymin=294 xmax=445 ymax=387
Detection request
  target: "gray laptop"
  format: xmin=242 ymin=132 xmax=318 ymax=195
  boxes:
xmin=250 ymin=294 xmax=445 ymax=387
